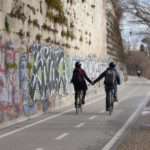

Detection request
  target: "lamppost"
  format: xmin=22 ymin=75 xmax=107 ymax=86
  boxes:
xmin=128 ymin=31 xmax=132 ymax=52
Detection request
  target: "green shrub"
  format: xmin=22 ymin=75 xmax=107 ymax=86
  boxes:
xmin=61 ymin=30 xmax=75 ymax=40
xmin=5 ymin=16 xmax=10 ymax=33
xmin=45 ymin=0 xmax=68 ymax=25
xmin=27 ymin=63 xmax=33 ymax=70
xmin=45 ymin=37 xmax=51 ymax=43
xmin=36 ymin=34 xmax=42 ymax=41
xmin=45 ymin=0 xmax=63 ymax=13
xmin=47 ymin=11 xmax=67 ymax=25
xmin=79 ymin=36 xmax=83 ymax=42
xmin=17 ymin=29 xmax=24 ymax=38
xmin=9 ymin=7 xmax=26 ymax=23
xmin=6 ymin=63 xmax=17 ymax=69
xmin=32 ymin=19 xmax=40 ymax=28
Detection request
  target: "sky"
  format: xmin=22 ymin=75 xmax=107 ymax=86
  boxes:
xmin=120 ymin=13 xmax=147 ymax=49
xmin=139 ymin=0 xmax=150 ymax=4
xmin=120 ymin=0 xmax=150 ymax=50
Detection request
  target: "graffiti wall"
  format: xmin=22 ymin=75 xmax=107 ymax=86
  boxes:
xmin=30 ymin=44 xmax=66 ymax=98
xmin=0 ymin=36 xmax=108 ymax=123
xmin=0 ymin=40 xmax=22 ymax=121
xmin=28 ymin=44 xmax=69 ymax=112
xmin=72 ymin=56 xmax=107 ymax=80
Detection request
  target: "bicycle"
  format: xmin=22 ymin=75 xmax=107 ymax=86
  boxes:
xmin=75 ymin=90 xmax=83 ymax=114
xmin=106 ymin=88 xmax=114 ymax=115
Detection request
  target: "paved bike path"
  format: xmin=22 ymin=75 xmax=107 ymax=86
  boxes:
xmin=0 ymin=78 xmax=149 ymax=150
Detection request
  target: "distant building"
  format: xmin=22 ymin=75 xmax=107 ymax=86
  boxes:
xmin=106 ymin=0 xmax=125 ymax=63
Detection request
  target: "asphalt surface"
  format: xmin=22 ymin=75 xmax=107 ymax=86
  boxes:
xmin=114 ymin=90 xmax=150 ymax=150
xmin=0 ymin=77 xmax=149 ymax=150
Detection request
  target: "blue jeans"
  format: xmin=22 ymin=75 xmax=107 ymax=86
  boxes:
xmin=113 ymin=84 xmax=117 ymax=98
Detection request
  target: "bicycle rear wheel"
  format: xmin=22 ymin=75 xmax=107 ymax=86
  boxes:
xmin=75 ymin=91 xmax=83 ymax=114
xmin=79 ymin=91 xmax=83 ymax=112
xmin=108 ymin=90 xmax=113 ymax=115
xmin=76 ymin=105 xmax=79 ymax=114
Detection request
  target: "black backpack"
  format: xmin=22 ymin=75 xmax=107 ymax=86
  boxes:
xmin=105 ymin=69 xmax=116 ymax=87
xmin=71 ymin=69 xmax=84 ymax=85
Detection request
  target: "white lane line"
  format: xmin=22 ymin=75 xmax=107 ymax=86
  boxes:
xmin=142 ymin=124 xmax=150 ymax=128
xmin=55 ymin=133 xmax=69 ymax=140
xmin=75 ymin=122 xmax=85 ymax=128
xmin=101 ymin=92 xmax=150 ymax=150
xmin=0 ymin=95 xmax=104 ymax=140
xmin=141 ymin=110 xmax=150 ymax=116
xmin=88 ymin=115 xmax=97 ymax=120
xmin=36 ymin=148 xmax=44 ymax=150
xmin=141 ymin=107 xmax=150 ymax=115
xmin=100 ymin=110 xmax=105 ymax=113
xmin=143 ymin=107 xmax=150 ymax=111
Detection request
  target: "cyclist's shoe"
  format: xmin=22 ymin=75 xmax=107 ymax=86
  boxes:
xmin=106 ymin=108 xmax=109 ymax=111
xmin=78 ymin=103 xmax=81 ymax=107
xmin=114 ymin=96 xmax=118 ymax=102
xmin=74 ymin=102 xmax=77 ymax=108
xmin=82 ymin=99 xmax=85 ymax=104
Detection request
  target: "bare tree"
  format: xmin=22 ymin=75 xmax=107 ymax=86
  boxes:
xmin=112 ymin=0 xmax=150 ymax=78
xmin=117 ymin=0 xmax=150 ymax=29
xmin=126 ymin=51 xmax=150 ymax=78
xmin=111 ymin=0 xmax=123 ymax=21
xmin=112 ymin=0 xmax=150 ymax=37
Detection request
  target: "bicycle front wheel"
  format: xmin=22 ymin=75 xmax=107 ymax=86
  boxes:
xmin=76 ymin=90 xmax=84 ymax=114
xmin=107 ymin=90 xmax=113 ymax=115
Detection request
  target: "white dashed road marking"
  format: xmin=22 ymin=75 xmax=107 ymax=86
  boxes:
xmin=0 ymin=95 xmax=103 ymax=140
xmin=75 ymin=122 xmax=85 ymax=128
xmin=100 ymin=110 xmax=105 ymax=113
xmin=142 ymin=110 xmax=150 ymax=116
xmin=55 ymin=133 xmax=69 ymax=140
xmin=36 ymin=148 xmax=44 ymax=150
xmin=88 ymin=116 xmax=97 ymax=120
xmin=0 ymin=85 xmax=137 ymax=141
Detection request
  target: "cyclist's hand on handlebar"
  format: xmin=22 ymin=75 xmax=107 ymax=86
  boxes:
xmin=91 ymin=81 xmax=95 ymax=85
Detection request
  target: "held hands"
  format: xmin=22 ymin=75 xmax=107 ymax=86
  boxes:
xmin=90 ymin=78 xmax=96 ymax=85
xmin=91 ymin=81 xmax=95 ymax=85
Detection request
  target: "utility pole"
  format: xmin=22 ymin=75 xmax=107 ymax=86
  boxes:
xmin=128 ymin=31 xmax=132 ymax=51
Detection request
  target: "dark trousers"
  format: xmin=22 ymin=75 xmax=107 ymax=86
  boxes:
xmin=105 ymin=86 xmax=114 ymax=111
xmin=74 ymin=90 xmax=86 ymax=105
xmin=113 ymin=84 xmax=117 ymax=98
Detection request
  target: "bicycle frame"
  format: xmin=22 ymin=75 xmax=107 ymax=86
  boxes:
xmin=75 ymin=90 xmax=83 ymax=114
xmin=106 ymin=88 xmax=114 ymax=115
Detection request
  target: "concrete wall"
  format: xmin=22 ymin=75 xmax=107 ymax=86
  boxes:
xmin=106 ymin=0 xmax=124 ymax=63
xmin=0 ymin=0 xmax=125 ymax=124
xmin=0 ymin=38 xmax=108 ymax=123
xmin=0 ymin=0 xmax=107 ymax=59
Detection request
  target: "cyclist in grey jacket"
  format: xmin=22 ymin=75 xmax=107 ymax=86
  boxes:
xmin=93 ymin=62 xmax=120 ymax=111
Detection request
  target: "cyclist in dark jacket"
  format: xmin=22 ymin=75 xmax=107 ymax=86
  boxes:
xmin=93 ymin=62 xmax=120 ymax=111
xmin=137 ymin=69 xmax=141 ymax=77
xmin=71 ymin=61 xmax=92 ymax=106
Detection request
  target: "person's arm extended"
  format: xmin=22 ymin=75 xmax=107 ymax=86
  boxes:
xmin=84 ymin=73 xmax=92 ymax=84
xmin=70 ymin=69 xmax=75 ymax=83
xmin=93 ymin=71 xmax=106 ymax=84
